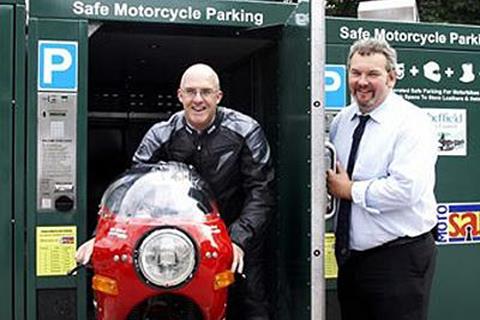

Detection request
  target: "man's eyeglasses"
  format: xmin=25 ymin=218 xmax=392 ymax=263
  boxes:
xmin=182 ymin=88 xmax=217 ymax=99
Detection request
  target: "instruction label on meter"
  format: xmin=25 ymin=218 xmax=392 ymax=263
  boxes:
xmin=37 ymin=92 xmax=77 ymax=211
xmin=325 ymin=233 xmax=338 ymax=279
xmin=36 ymin=226 xmax=77 ymax=276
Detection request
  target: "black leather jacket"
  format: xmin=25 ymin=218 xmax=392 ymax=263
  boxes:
xmin=132 ymin=107 xmax=275 ymax=252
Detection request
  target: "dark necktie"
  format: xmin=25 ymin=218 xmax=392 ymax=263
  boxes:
xmin=335 ymin=115 xmax=370 ymax=266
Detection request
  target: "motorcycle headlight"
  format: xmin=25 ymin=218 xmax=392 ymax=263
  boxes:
xmin=136 ymin=228 xmax=197 ymax=288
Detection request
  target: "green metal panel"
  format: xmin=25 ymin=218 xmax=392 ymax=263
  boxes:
xmin=26 ymin=18 xmax=88 ymax=320
xmin=276 ymin=2 xmax=311 ymax=319
xmin=326 ymin=17 xmax=480 ymax=320
xmin=0 ymin=0 xmax=24 ymax=4
xmin=30 ymin=0 xmax=295 ymax=27
xmin=14 ymin=4 xmax=26 ymax=320
xmin=0 ymin=4 xmax=14 ymax=320
xmin=396 ymin=46 xmax=480 ymax=320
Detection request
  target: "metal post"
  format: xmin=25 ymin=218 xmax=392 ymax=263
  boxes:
xmin=310 ymin=0 xmax=326 ymax=319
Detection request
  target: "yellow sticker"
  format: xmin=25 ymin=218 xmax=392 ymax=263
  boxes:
xmin=325 ymin=233 xmax=338 ymax=279
xmin=36 ymin=226 xmax=77 ymax=276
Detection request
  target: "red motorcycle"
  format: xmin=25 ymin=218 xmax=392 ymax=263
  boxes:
xmin=90 ymin=162 xmax=234 ymax=320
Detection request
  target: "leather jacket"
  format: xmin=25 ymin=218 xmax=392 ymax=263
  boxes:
xmin=132 ymin=107 xmax=275 ymax=251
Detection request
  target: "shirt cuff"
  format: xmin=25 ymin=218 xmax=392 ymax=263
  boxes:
xmin=351 ymin=180 xmax=380 ymax=215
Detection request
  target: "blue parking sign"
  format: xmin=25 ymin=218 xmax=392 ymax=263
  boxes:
xmin=325 ymin=64 xmax=346 ymax=110
xmin=38 ymin=41 xmax=78 ymax=91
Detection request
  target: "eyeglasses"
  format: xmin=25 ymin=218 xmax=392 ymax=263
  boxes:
xmin=182 ymin=88 xmax=217 ymax=99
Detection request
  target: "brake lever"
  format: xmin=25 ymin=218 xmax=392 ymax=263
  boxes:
xmin=67 ymin=263 xmax=93 ymax=277
xmin=235 ymin=272 xmax=247 ymax=281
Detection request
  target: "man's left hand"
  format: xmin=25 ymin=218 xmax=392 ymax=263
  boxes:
xmin=230 ymin=243 xmax=245 ymax=274
xmin=327 ymin=162 xmax=353 ymax=200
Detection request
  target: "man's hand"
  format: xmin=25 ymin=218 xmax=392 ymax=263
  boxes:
xmin=230 ymin=243 xmax=245 ymax=274
xmin=327 ymin=162 xmax=353 ymax=200
xmin=75 ymin=238 xmax=95 ymax=265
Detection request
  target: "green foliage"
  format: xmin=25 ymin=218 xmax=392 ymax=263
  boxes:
xmin=326 ymin=0 xmax=361 ymax=17
xmin=418 ymin=0 xmax=480 ymax=24
xmin=326 ymin=0 xmax=480 ymax=25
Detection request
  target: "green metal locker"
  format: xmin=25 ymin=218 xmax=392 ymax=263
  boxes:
xmin=25 ymin=15 xmax=89 ymax=319
xmin=0 ymin=1 xmax=26 ymax=319
xmin=325 ymin=17 xmax=480 ymax=320
xmin=0 ymin=4 xmax=15 ymax=317
xmin=26 ymin=0 xmax=322 ymax=319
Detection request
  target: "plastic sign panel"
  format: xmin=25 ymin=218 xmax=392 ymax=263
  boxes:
xmin=436 ymin=203 xmax=480 ymax=245
xmin=30 ymin=0 xmax=294 ymax=28
xmin=38 ymin=40 xmax=78 ymax=91
xmin=325 ymin=64 xmax=346 ymax=110
xmin=324 ymin=233 xmax=338 ymax=279
xmin=36 ymin=226 xmax=77 ymax=276
xmin=425 ymin=108 xmax=467 ymax=156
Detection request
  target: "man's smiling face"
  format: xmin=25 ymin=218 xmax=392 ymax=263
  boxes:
xmin=348 ymin=52 xmax=396 ymax=113
xmin=177 ymin=65 xmax=223 ymax=131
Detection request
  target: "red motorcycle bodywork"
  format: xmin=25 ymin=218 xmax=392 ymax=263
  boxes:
xmin=92 ymin=207 xmax=233 ymax=320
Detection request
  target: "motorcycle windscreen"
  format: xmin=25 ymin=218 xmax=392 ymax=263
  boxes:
xmin=99 ymin=162 xmax=215 ymax=221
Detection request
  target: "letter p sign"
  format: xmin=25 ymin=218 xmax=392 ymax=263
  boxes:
xmin=38 ymin=41 xmax=78 ymax=91
xmin=325 ymin=65 xmax=346 ymax=110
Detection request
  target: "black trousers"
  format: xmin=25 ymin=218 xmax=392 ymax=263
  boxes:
xmin=226 ymin=243 xmax=271 ymax=320
xmin=337 ymin=232 xmax=437 ymax=320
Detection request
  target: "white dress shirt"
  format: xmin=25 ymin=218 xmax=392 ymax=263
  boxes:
xmin=330 ymin=92 xmax=438 ymax=251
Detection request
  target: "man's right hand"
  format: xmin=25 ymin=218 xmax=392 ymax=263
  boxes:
xmin=75 ymin=238 xmax=95 ymax=265
xmin=327 ymin=162 xmax=353 ymax=200
xmin=230 ymin=243 xmax=245 ymax=275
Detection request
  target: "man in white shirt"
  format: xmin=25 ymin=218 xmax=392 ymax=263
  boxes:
xmin=327 ymin=38 xmax=438 ymax=320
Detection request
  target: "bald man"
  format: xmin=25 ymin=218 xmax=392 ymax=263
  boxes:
xmin=77 ymin=63 xmax=275 ymax=319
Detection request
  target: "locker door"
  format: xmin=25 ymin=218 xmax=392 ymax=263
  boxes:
xmin=26 ymin=17 xmax=88 ymax=320
xmin=0 ymin=4 xmax=14 ymax=319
